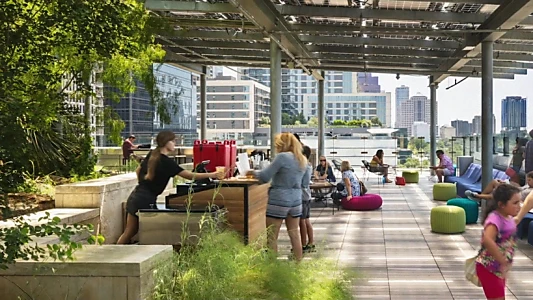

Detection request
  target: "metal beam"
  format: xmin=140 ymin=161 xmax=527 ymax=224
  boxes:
xmin=229 ymin=0 xmax=323 ymax=80
xmin=299 ymin=35 xmax=461 ymax=49
xmin=467 ymin=60 xmax=533 ymax=69
xmin=403 ymin=0 xmax=501 ymax=3
xmin=163 ymin=50 xmax=205 ymax=74
xmin=307 ymin=45 xmax=455 ymax=58
xmin=167 ymin=18 xmax=257 ymax=29
xmin=200 ymin=66 xmax=207 ymax=140
xmin=459 ymin=66 xmax=527 ymax=75
xmin=433 ymin=0 xmax=533 ymax=83
xmin=166 ymin=40 xmax=270 ymax=50
xmin=270 ymin=40 xmax=282 ymax=157
xmin=494 ymin=43 xmax=533 ymax=53
xmin=429 ymin=77 xmax=437 ymax=169
xmin=317 ymin=71 xmax=325 ymax=158
xmin=145 ymin=1 xmax=238 ymax=13
xmin=500 ymin=31 xmax=533 ymax=42
xmin=491 ymin=52 xmax=533 ymax=62
xmin=481 ymin=41 xmax=494 ymax=191
xmin=311 ymin=65 xmax=515 ymax=79
xmin=290 ymin=23 xmax=465 ymax=38
xmin=316 ymin=55 xmax=448 ymax=65
xmin=276 ymin=4 xmax=488 ymax=24
xmin=171 ymin=30 xmax=266 ymax=41
xmin=167 ymin=47 xmax=272 ymax=58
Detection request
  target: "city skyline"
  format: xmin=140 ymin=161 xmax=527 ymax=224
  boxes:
xmin=225 ymin=67 xmax=532 ymax=132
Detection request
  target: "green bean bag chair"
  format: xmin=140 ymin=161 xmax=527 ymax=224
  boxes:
xmin=433 ymin=183 xmax=457 ymax=201
xmin=447 ymin=198 xmax=479 ymax=224
xmin=402 ymin=170 xmax=419 ymax=183
xmin=431 ymin=206 xmax=465 ymax=234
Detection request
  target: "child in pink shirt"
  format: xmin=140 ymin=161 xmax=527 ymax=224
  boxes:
xmin=475 ymin=184 xmax=522 ymax=299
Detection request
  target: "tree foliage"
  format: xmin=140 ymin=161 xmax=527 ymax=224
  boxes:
xmin=0 ymin=0 xmax=168 ymax=192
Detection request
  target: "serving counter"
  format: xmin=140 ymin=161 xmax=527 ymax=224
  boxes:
xmin=163 ymin=178 xmax=269 ymax=244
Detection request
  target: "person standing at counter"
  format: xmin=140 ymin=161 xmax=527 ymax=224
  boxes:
xmin=117 ymin=130 xmax=224 ymax=245
xmin=248 ymin=133 xmax=310 ymax=261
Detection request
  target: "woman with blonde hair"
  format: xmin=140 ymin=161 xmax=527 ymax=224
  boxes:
xmin=117 ymin=130 xmax=224 ymax=244
xmin=340 ymin=160 xmax=361 ymax=201
xmin=248 ymin=132 xmax=310 ymax=261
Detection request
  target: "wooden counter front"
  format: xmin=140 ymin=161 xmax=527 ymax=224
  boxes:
xmin=167 ymin=180 xmax=269 ymax=244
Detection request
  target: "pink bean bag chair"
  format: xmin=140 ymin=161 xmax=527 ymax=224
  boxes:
xmin=341 ymin=194 xmax=383 ymax=211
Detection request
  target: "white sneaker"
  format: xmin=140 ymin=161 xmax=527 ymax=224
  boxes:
xmin=465 ymin=190 xmax=479 ymax=201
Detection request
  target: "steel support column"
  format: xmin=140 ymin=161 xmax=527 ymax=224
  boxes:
xmin=430 ymin=77 xmax=437 ymax=168
xmin=481 ymin=41 xmax=494 ymax=190
xmin=200 ymin=66 xmax=207 ymax=140
xmin=270 ymin=40 xmax=282 ymax=157
xmin=317 ymin=71 xmax=325 ymax=157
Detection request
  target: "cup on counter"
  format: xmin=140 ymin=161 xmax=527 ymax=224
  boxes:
xmin=216 ymin=166 xmax=226 ymax=175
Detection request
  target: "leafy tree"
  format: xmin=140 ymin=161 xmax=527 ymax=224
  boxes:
xmin=331 ymin=120 xmax=346 ymax=126
xmin=346 ymin=119 xmax=362 ymax=127
xmin=360 ymin=119 xmax=372 ymax=128
xmin=0 ymin=0 xmax=169 ymax=192
xmin=307 ymin=117 xmax=319 ymax=127
xmin=370 ymin=117 xmax=382 ymax=127
xmin=282 ymin=113 xmax=293 ymax=125
xmin=258 ymin=116 xmax=271 ymax=125
xmin=295 ymin=112 xmax=307 ymax=125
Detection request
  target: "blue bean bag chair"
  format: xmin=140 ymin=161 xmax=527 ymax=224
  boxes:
xmin=341 ymin=194 xmax=383 ymax=211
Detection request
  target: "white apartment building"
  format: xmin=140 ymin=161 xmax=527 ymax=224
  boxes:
xmin=62 ymin=65 xmax=105 ymax=146
xmin=302 ymin=92 xmax=392 ymax=127
xmin=399 ymin=93 xmax=436 ymax=136
xmin=412 ymin=122 xmax=431 ymax=142
xmin=395 ymin=85 xmax=409 ymax=128
xmin=440 ymin=125 xmax=456 ymax=140
xmin=198 ymin=78 xmax=270 ymax=141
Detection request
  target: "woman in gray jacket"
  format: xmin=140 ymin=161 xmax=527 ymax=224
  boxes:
xmin=248 ymin=133 xmax=310 ymax=261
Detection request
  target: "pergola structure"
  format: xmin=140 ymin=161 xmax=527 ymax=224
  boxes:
xmin=145 ymin=0 xmax=533 ymax=189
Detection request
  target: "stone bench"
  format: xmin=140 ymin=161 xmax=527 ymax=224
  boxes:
xmin=0 ymin=208 xmax=100 ymax=245
xmin=55 ymin=173 xmax=174 ymax=243
xmin=0 ymin=245 xmax=173 ymax=300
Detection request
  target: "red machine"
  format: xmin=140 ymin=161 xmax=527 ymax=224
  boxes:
xmin=193 ymin=140 xmax=236 ymax=178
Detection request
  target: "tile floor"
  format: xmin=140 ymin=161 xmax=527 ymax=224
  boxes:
xmin=278 ymin=171 xmax=533 ymax=300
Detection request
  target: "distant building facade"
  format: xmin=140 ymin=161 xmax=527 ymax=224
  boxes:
xmin=395 ymin=85 xmax=410 ymax=128
xmin=302 ymin=92 xmax=392 ymax=127
xmin=501 ymin=96 xmax=527 ymax=131
xmin=197 ymin=76 xmax=270 ymax=141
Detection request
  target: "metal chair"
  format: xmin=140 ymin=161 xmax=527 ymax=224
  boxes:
xmin=362 ymin=160 xmax=384 ymax=186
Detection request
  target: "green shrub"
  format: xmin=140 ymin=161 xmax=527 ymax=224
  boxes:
xmin=152 ymin=229 xmax=355 ymax=300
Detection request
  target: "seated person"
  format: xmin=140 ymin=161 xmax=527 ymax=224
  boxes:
xmin=466 ymin=171 xmax=533 ymax=202
xmin=332 ymin=160 xmax=361 ymax=205
xmin=429 ymin=150 xmax=454 ymax=183
xmin=314 ymin=155 xmax=336 ymax=182
xmin=370 ymin=149 xmax=392 ymax=183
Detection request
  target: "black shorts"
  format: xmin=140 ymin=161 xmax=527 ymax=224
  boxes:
xmin=301 ymin=201 xmax=311 ymax=219
xmin=125 ymin=186 xmax=158 ymax=217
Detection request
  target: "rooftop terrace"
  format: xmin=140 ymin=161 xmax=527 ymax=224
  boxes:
xmin=278 ymin=170 xmax=533 ymax=299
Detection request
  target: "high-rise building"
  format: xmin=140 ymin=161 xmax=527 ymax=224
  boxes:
xmin=105 ymin=64 xmax=197 ymax=145
xmin=440 ymin=125 xmax=456 ymax=140
xmin=412 ymin=122 xmax=431 ymax=142
xmin=357 ymin=73 xmax=380 ymax=93
xmin=207 ymin=66 xmax=224 ymax=79
xmin=398 ymin=93 xmax=434 ymax=136
xmin=451 ymin=120 xmax=471 ymax=137
xmin=197 ymin=77 xmax=270 ymax=141
xmin=501 ymin=96 xmax=527 ymax=131
xmin=241 ymin=68 xmax=356 ymax=116
xmin=395 ymin=85 xmax=410 ymax=128
xmin=302 ymin=92 xmax=392 ymax=127
xmin=472 ymin=115 xmax=497 ymax=135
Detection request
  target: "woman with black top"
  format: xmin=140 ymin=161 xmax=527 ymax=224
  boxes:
xmin=117 ymin=130 xmax=224 ymax=244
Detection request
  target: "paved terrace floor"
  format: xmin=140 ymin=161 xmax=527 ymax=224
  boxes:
xmin=278 ymin=170 xmax=533 ymax=300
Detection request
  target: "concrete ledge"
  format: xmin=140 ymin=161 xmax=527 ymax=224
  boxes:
xmin=0 ymin=208 xmax=99 ymax=229
xmin=0 ymin=245 xmax=173 ymax=300
xmin=55 ymin=174 xmax=173 ymax=243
